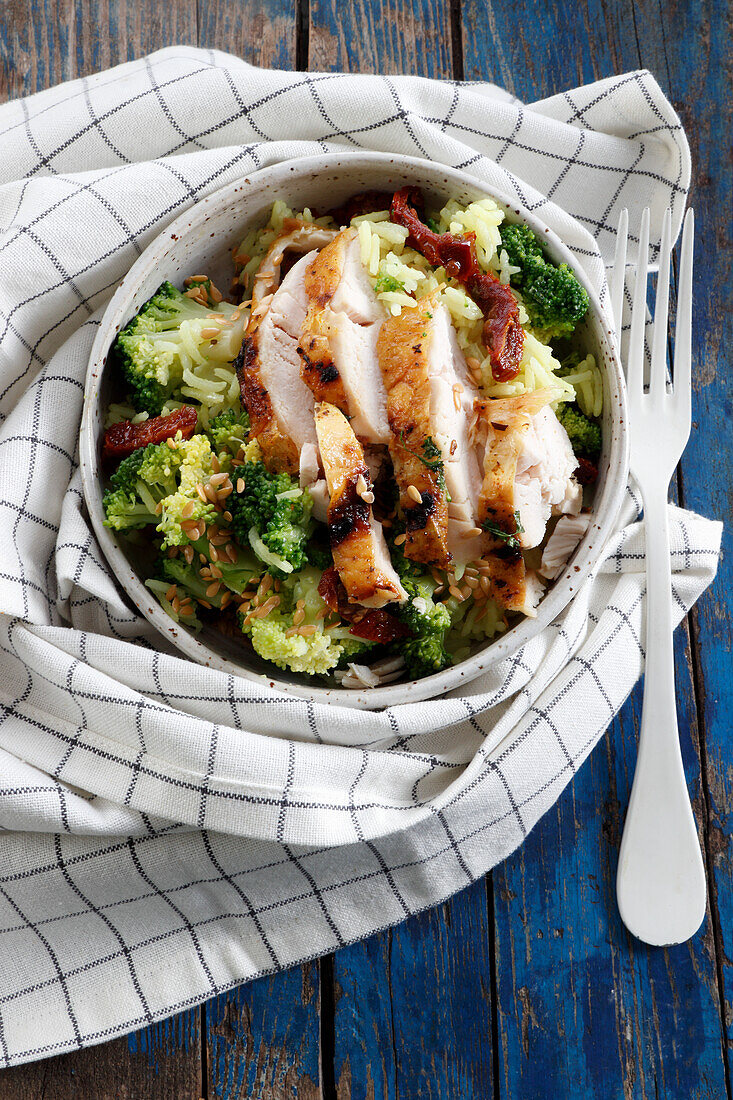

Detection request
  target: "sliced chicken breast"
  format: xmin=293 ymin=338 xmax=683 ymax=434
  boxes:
xmin=314 ymin=402 xmax=407 ymax=608
xmin=377 ymin=294 xmax=482 ymax=568
xmin=236 ymin=251 xmax=320 ymax=475
xmin=250 ymin=222 xmax=338 ymax=309
xmin=514 ymin=406 xmax=582 ymax=547
xmin=475 ymin=390 xmax=553 ymax=612
xmin=299 ymin=229 xmax=390 ymax=445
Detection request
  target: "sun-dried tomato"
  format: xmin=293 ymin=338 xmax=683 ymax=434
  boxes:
xmin=348 ymin=611 xmax=409 ymax=644
xmin=102 ymin=405 xmax=198 ymax=460
xmin=317 ymin=566 xmax=409 ymax=643
xmin=317 ymin=567 xmax=342 ymax=611
xmin=575 ymin=456 xmax=598 ymax=486
xmin=390 ymin=187 xmax=523 ymax=380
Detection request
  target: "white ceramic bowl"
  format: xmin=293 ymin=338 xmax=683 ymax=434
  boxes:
xmin=80 ymin=152 xmax=628 ymax=709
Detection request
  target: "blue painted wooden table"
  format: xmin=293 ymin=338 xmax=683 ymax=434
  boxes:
xmin=0 ymin=0 xmax=730 ymax=1096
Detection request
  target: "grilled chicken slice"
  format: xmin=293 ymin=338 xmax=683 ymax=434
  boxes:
xmin=250 ymin=222 xmax=338 ymax=309
xmin=299 ymin=228 xmax=390 ymax=445
xmin=236 ymin=251 xmax=320 ymax=475
xmin=314 ymin=402 xmax=406 ymax=608
xmin=476 ymin=390 xmax=576 ymax=614
xmin=377 ymin=295 xmax=482 ymax=568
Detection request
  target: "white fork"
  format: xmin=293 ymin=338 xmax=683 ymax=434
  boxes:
xmin=611 ymin=206 xmax=706 ymax=946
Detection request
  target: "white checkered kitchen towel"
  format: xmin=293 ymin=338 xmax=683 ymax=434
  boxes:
xmin=0 ymin=47 xmax=722 ymax=1067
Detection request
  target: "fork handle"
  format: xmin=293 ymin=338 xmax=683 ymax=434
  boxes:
xmin=616 ymin=483 xmax=706 ymax=945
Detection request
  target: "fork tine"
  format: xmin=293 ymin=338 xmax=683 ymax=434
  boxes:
xmin=610 ymin=207 xmax=629 ymax=344
xmin=650 ymin=208 xmax=672 ymax=398
xmin=627 ymin=207 xmax=650 ymax=397
xmin=673 ymin=208 xmax=694 ymax=426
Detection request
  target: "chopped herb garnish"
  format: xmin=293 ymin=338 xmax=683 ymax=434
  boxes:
xmin=482 ymin=510 xmax=524 ymax=551
xmin=374 ymin=273 xmax=405 ymax=294
xmin=397 ymin=434 xmax=446 ymax=491
xmin=425 ymin=216 xmax=440 ymax=233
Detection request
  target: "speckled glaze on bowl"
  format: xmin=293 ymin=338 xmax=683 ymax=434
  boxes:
xmin=80 ymin=153 xmax=629 ymax=710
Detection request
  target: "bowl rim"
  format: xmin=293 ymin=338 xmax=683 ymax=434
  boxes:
xmin=80 ymin=150 xmax=629 ymax=710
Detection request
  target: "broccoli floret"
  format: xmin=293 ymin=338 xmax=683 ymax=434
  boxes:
xmin=112 ymin=281 xmax=245 ymax=415
xmin=103 ymin=433 xmax=219 ymax=549
xmin=207 ymin=408 xmax=250 ymax=457
xmin=395 ymin=568 xmax=452 ymax=678
xmin=161 ymin=544 xmax=261 ymax=607
xmin=240 ymin=567 xmax=346 ymax=676
xmin=402 ymin=633 xmax=451 ymax=679
xmin=101 ymin=487 xmax=158 ymax=531
xmin=555 ymin=403 xmax=601 ymax=459
xmin=499 ymin=223 xmax=589 ymax=342
xmin=108 ymin=448 xmax=146 ymax=494
xmin=229 ymin=460 xmax=314 ymax=576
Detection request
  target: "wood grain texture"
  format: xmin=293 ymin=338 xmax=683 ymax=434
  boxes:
xmin=308 ymin=0 xmax=454 ymax=76
xmin=206 ymin=964 xmax=322 ymax=1099
xmin=197 ymin=0 xmax=297 ymax=69
xmin=331 ymin=883 xmax=495 ymax=1099
xmin=0 ymin=1011 xmax=202 ymax=1099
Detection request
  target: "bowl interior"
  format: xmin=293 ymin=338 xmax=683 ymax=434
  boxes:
xmin=81 ymin=153 xmax=628 ymax=710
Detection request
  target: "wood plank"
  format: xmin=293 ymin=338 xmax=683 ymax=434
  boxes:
xmin=330 ymin=882 xmax=495 ymax=1099
xmin=0 ymin=1010 xmax=202 ymax=1099
xmin=0 ymin=0 xmax=199 ymax=101
xmin=308 ymin=0 xmax=454 ymax=76
xmin=197 ymin=0 xmax=298 ymax=69
xmin=206 ymin=964 xmax=323 ymax=1099
xmin=461 ymin=0 xmax=730 ymax=1094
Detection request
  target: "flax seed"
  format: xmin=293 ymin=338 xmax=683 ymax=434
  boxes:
xmin=463 ymin=526 xmax=484 ymax=538
xmin=461 ymin=584 xmax=472 ymax=599
xmin=406 ymin=484 xmax=422 ymax=504
xmin=154 ymin=501 xmax=163 ymax=515
xmin=298 ymin=624 xmax=317 ymax=636
xmin=220 ymin=591 xmax=233 ymax=610
xmin=171 ymin=595 xmax=181 ymax=614
xmin=196 ymin=484 xmax=208 ymax=503
xmin=198 ymin=600 xmax=213 ymax=610
xmin=179 ymin=604 xmax=195 ymax=617
xmin=209 ymin=472 xmax=228 ymax=486
xmin=293 ymin=608 xmax=305 ymax=626
xmin=180 ymin=500 xmax=194 ymax=520
xmin=362 ymin=491 xmax=375 ymax=504
xmin=218 ymin=485 xmax=233 ymax=499
xmin=205 ymin=581 xmax=221 ymax=598
xmin=285 ymin=625 xmax=300 ymax=637
xmin=452 ymin=383 xmax=464 ymax=411
xmin=236 ymin=477 xmax=245 ymax=494
xmin=211 ymin=454 xmax=221 ymax=474
xmin=464 ymin=565 xmax=479 ymax=577
xmin=259 ymin=574 xmax=273 ymax=595
xmin=183 ymin=545 xmax=195 ymax=564
xmin=210 ymin=565 xmax=223 ymax=579
xmin=209 ymin=284 xmax=223 ymax=303
xmin=165 ymin=585 xmax=177 ymax=602
xmin=223 ymin=510 xmax=233 ymax=523
xmin=464 ymin=575 xmax=479 ymax=589
xmin=480 ymin=575 xmax=491 ymax=595
xmin=466 ymin=356 xmax=481 ymax=372
xmin=223 ymin=543 xmax=236 ymax=562
xmin=394 ymin=533 xmax=407 ymax=546
xmin=204 ymin=485 xmax=219 ymax=505
xmin=209 ymin=544 xmax=219 ymax=562
xmin=448 ymin=585 xmax=464 ymax=601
